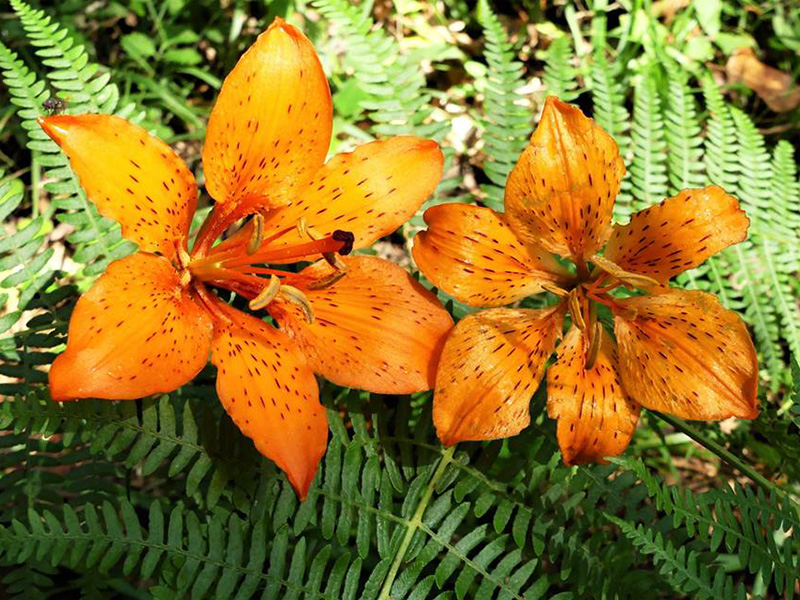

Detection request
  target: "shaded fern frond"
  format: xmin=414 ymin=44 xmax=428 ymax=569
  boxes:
xmin=607 ymin=517 xmax=746 ymax=600
xmin=0 ymin=499 xmax=367 ymax=600
xmin=0 ymin=172 xmax=53 ymax=337
xmin=618 ymin=457 xmax=800 ymax=597
xmin=475 ymin=0 xmax=532 ymax=211
xmin=0 ymin=392 xmax=264 ymax=511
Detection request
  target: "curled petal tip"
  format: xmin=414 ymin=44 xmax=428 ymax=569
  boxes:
xmin=48 ymin=354 xmax=78 ymax=401
xmin=38 ymin=115 xmax=71 ymax=143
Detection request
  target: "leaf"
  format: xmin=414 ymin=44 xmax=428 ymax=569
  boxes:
xmin=121 ymin=33 xmax=157 ymax=59
xmin=726 ymin=48 xmax=800 ymax=112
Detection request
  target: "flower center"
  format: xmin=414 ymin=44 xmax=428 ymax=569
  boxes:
xmin=186 ymin=214 xmax=354 ymax=322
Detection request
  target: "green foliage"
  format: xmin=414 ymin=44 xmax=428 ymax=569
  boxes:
xmin=2 ymin=1 xmax=136 ymax=280
xmin=1 ymin=1 xmax=799 ymax=599
xmin=475 ymin=0 xmax=532 ymax=210
xmin=541 ymin=36 xmax=579 ymax=103
xmin=628 ymin=63 xmax=667 ymax=213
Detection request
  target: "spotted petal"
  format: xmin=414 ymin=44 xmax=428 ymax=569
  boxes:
xmin=271 ymin=255 xmax=453 ymax=394
xmin=203 ymin=18 xmax=332 ymax=210
xmin=413 ymin=203 xmax=570 ymax=307
xmin=49 ymin=253 xmax=213 ymax=401
xmin=547 ymin=327 xmax=640 ymax=465
xmin=211 ymin=309 xmax=327 ymax=499
xmin=613 ymin=290 xmax=759 ymax=420
xmin=604 ymin=186 xmax=749 ymax=285
xmin=433 ymin=305 xmax=564 ymax=445
xmin=40 ymin=115 xmax=197 ymax=261
xmin=504 ymin=97 xmax=625 ymax=263
xmin=261 ymin=137 xmax=443 ymax=254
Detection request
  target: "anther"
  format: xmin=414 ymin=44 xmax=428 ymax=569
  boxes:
xmin=297 ymin=216 xmax=313 ymax=240
xmin=178 ymin=247 xmax=191 ymax=270
xmin=590 ymin=254 xmax=661 ymax=290
xmin=299 ymin=219 xmax=354 ymax=259
xmin=332 ymin=230 xmax=355 ymax=255
xmin=247 ymin=213 xmax=265 ymax=255
xmin=279 ymin=285 xmax=315 ymax=324
xmin=542 ymin=282 xmax=568 ymax=297
xmin=248 ymin=274 xmax=281 ymax=310
xmin=306 ymin=269 xmax=347 ymax=290
xmin=568 ymin=291 xmax=586 ymax=331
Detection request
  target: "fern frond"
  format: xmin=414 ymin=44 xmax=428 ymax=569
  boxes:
xmin=311 ymin=0 xmax=456 ymax=236
xmin=618 ymin=457 xmax=800 ymax=596
xmin=589 ymin=50 xmax=631 ymax=220
xmin=628 ymin=64 xmax=668 ymax=215
xmin=475 ymin=0 xmax=532 ymax=211
xmin=729 ymin=107 xmax=787 ymax=388
xmin=607 ymin=516 xmax=745 ymax=600
xmin=770 ymin=141 xmax=800 ymax=250
xmin=6 ymin=1 xmax=135 ymax=276
xmin=0 ymin=173 xmax=54 ymax=336
xmin=764 ymin=141 xmax=800 ymax=357
xmin=542 ymin=36 xmax=580 ymax=102
xmin=664 ymin=64 xmax=705 ymax=193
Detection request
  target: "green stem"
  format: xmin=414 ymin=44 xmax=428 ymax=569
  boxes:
xmin=653 ymin=412 xmax=781 ymax=495
xmin=31 ymin=150 xmax=40 ymax=219
xmin=377 ymin=445 xmax=455 ymax=600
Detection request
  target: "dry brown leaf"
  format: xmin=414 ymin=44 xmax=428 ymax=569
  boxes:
xmin=651 ymin=0 xmax=691 ymax=22
xmin=726 ymin=48 xmax=800 ymax=112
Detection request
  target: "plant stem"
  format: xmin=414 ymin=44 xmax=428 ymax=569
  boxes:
xmin=377 ymin=445 xmax=455 ymax=600
xmin=653 ymin=412 xmax=781 ymax=495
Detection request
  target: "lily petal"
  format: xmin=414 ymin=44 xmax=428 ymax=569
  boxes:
xmin=203 ymin=18 xmax=332 ymax=211
xmin=547 ymin=327 xmax=640 ymax=465
xmin=49 ymin=253 xmax=213 ymax=401
xmin=604 ymin=186 xmax=749 ymax=284
xmin=614 ymin=290 xmax=759 ymax=420
xmin=211 ymin=309 xmax=327 ymax=500
xmin=261 ymin=137 xmax=443 ymax=253
xmin=504 ymin=97 xmax=625 ymax=263
xmin=39 ymin=115 xmax=197 ymax=261
xmin=412 ymin=203 xmax=570 ymax=307
xmin=433 ymin=305 xmax=564 ymax=445
xmin=271 ymin=255 xmax=453 ymax=394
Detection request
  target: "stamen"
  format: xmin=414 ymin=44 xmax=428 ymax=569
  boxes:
xmin=248 ymin=275 xmax=281 ymax=310
xmin=306 ymin=269 xmax=347 ymax=290
xmin=568 ymin=291 xmax=586 ymax=331
xmin=192 ymin=283 xmax=232 ymax=324
xmin=297 ymin=216 xmax=312 ymax=240
xmin=542 ymin=282 xmax=569 ymax=297
xmin=323 ymin=252 xmax=347 ymax=271
xmin=220 ymin=229 xmax=355 ymax=268
xmin=590 ymin=254 xmax=661 ymax=290
xmin=247 ymin=213 xmax=265 ymax=255
xmin=279 ymin=285 xmax=315 ymax=324
xmin=585 ymin=321 xmax=602 ymax=370
xmin=297 ymin=216 xmax=355 ymax=259
xmin=178 ymin=247 xmax=191 ymax=270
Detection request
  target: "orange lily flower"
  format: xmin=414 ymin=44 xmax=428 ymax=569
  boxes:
xmin=41 ymin=18 xmax=453 ymax=498
xmin=413 ymin=96 xmax=758 ymax=464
